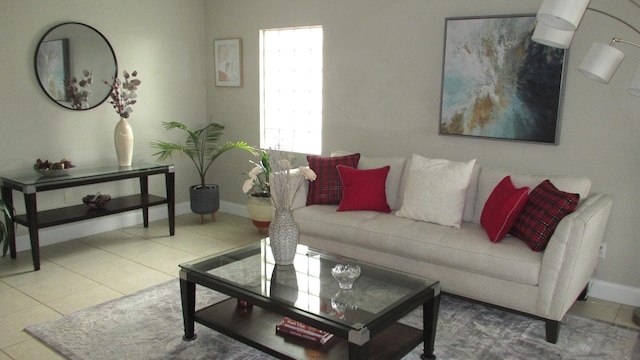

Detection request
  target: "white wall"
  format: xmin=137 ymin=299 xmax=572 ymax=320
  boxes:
xmin=0 ymin=0 xmax=207 ymax=223
xmin=1 ymin=0 xmax=638 ymax=306
xmin=205 ymin=0 xmax=640 ymax=302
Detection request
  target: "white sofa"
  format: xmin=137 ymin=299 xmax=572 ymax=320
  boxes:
xmin=286 ymin=154 xmax=614 ymax=343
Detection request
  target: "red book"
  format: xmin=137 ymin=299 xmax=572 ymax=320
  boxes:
xmin=276 ymin=323 xmax=334 ymax=345
xmin=283 ymin=317 xmax=328 ymax=335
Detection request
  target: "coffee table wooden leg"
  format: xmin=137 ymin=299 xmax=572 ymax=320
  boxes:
xmin=180 ymin=273 xmax=197 ymax=341
xmin=421 ymin=290 xmax=440 ymax=360
xmin=348 ymin=341 xmax=369 ymax=360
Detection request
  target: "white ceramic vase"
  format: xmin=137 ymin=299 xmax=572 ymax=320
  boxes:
xmin=114 ymin=117 xmax=134 ymax=167
xmin=269 ymin=209 xmax=299 ymax=265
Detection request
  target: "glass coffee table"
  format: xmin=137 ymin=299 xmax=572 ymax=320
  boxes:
xmin=179 ymin=239 xmax=440 ymax=359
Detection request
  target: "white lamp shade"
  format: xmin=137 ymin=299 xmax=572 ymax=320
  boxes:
xmin=629 ymin=63 xmax=640 ymax=97
xmin=537 ymin=0 xmax=590 ymax=31
xmin=532 ymin=22 xmax=575 ymax=49
xmin=578 ymin=42 xmax=625 ymax=83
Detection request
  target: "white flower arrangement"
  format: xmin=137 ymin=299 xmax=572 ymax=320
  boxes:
xmin=243 ymin=150 xmax=316 ymax=211
xmin=242 ymin=151 xmax=272 ymax=198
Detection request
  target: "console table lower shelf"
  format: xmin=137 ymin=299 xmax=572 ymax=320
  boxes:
xmin=192 ymin=298 xmax=424 ymax=360
xmin=13 ymin=194 xmax=167 ymax=228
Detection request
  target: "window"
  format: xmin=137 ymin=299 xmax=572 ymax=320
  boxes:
xmin=260 ymin=26 xmax=323 ymax=154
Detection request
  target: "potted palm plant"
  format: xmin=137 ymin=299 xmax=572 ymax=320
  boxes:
xmin=0 ymin=198 xmax=14 ymax=258
xmin=151 ymin=119 xmax=256 ymax=223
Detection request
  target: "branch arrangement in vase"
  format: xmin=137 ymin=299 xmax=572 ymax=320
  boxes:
xmin=263 ymin=150 xmax=317 ymax=211
xmin=104 ymin=70 xmax=141 ymax=118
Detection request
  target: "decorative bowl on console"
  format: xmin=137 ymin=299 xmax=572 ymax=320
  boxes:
xmin=33 ymin=159 xmax=75 ymax=177
xmin=82 ymin=193 xmax=112 ymax=209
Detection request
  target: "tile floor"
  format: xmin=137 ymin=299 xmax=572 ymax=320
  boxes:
xmin=0 ymin=212 xmax=637 ymax=359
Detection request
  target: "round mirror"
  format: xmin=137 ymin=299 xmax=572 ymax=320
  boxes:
xmin=35 ymin=22 xmax=117 ymax=110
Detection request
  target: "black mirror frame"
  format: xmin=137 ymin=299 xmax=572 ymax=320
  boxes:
xmin=34 ymin=22 xmax=118 ymax=111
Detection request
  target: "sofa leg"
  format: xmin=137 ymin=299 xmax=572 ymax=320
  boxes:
xmin=545 ymin=320 xmax=560 ymax=343
xmin=577 ymin=284 xmax=589 ymax=301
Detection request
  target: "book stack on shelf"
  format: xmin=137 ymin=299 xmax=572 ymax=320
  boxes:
xmin=275 ymin=317 xmax=334 ymax=345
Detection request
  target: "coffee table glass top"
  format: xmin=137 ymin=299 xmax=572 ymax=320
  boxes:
xmin=180 ymin=238 xmax=437 ymax=331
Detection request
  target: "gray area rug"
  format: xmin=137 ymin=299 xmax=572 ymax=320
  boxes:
xmin=26 ymin=280 xmax=640 ymax=359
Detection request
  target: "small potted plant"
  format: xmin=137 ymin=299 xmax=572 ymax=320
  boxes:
xmin=0 ymin=198 xmax=14 ymax=258
xmin=151 ymin=119 xmax=256 ymax=223
xmin=242 ymin=150 xmax=273 ymax=233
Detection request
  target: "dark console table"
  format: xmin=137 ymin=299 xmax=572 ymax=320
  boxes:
xmin=0 ymin=162 xmax=175 ymax=271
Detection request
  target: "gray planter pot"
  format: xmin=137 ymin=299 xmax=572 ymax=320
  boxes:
xmin=189 ymin=184 xmax=220 ymax=215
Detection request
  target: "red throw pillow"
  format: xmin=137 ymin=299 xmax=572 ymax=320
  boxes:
xmin=306 ymin=154 xmax=360 ymax=205
xmin=510 ymin=180 xmax=580 ymax=251
xmin=480 ymin=176 xmax=529 ymax=243
xmin=336 ymin=165 xmax=391 ymax=213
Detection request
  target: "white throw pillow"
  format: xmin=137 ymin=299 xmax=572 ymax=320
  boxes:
xmin=396 ymin=154 xmax=477 ymax=228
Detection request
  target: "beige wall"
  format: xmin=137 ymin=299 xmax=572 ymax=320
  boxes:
xmin=0 ymin=0 xmax=207 ymax=214
xmin=205 ymin=0 xmax=640 ymax=298
xmin=1 ymin=0 xmax=638 ymax=302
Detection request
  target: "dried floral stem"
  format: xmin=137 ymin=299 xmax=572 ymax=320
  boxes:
xmin=267 ymin=150 xmax=316 ymax=211
xmin=104 ymin=70 xmax=141 ymax=119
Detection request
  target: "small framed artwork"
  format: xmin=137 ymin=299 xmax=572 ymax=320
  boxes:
xmin=214 ymin=38 xmax=242 ymax=87
xmin=35 ymin=38 xmax=70 ymax=101
xmin=439 ymin=15 xmax=567 ymax=144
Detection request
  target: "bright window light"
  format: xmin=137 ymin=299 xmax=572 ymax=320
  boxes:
xmin=260 ymin=26 xmax=323 ymax=154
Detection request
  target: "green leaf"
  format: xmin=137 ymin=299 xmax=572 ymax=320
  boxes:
xmin=150 ymin=120 xmax=257 ymax=187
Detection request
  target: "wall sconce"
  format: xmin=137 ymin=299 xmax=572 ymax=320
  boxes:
xmin=532 ymin=0 xmax=640 ymax=96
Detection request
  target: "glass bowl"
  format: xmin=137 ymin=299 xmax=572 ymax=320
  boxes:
xmin=33 ymin=166 xmax=73 ymax=177
xmin=331 ymin=264 xmax=361 ymax=289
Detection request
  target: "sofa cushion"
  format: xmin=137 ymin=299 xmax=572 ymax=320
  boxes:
xmin=480 ymin=176 xmax=529 ymax=243
xmin=510 ymin=180 xmax=579 ymax=251
xmin=396 ymin=154 xmax=476 ymax=228
xmin=331 ymin=151 xmax=406 ymax=210
xmin=294 ymin=205 xmax=542 ymax=286
xmin=463 ymin=163 xmax=481 ymax=222
xmin=306 ymin=154 xmax=360 ymax=205
xmin=472 ymin=166 xmax=591 ymax=224
xmin=337 ymin=165 xmax=391 ymax=213
xmin=358 ymin=156 xmax=406 ymax=210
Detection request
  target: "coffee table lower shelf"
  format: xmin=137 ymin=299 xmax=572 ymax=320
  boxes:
xmin=194 ymin=298 xmax=423 ymax=360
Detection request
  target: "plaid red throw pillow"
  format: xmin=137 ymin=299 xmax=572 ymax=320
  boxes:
xmin=510 ymin=180 xmax=580 ymax=251
xmin=306 ymin=154 xmax=360 ymax=205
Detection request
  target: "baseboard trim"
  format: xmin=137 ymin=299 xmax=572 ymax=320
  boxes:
xmin=11 ymin=200 xmax=640 ymax=307
xmin=589 ymin=279 xmax=640 ymax=307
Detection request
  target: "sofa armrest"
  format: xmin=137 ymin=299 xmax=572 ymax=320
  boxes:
xmin=536 ymin=193 xmax=614 ymax=319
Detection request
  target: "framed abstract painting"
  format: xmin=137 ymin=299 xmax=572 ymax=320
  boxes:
xmin=35 ymin=38 xmax=69 ymax=101
xmin=214 ymin=38 xmax=242 ymax=87
xmin=439 ymin=15 xmax=567 ymax=144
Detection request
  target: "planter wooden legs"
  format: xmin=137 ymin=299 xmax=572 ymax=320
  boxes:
xmin=198 ymin=213 xmax=216 ymax=224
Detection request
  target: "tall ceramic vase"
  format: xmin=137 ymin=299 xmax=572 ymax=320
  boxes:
xmin=269 ymin=209 xmax=299 ymax=265
xmin=114 ymin=117 xmax=134 ymax=167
